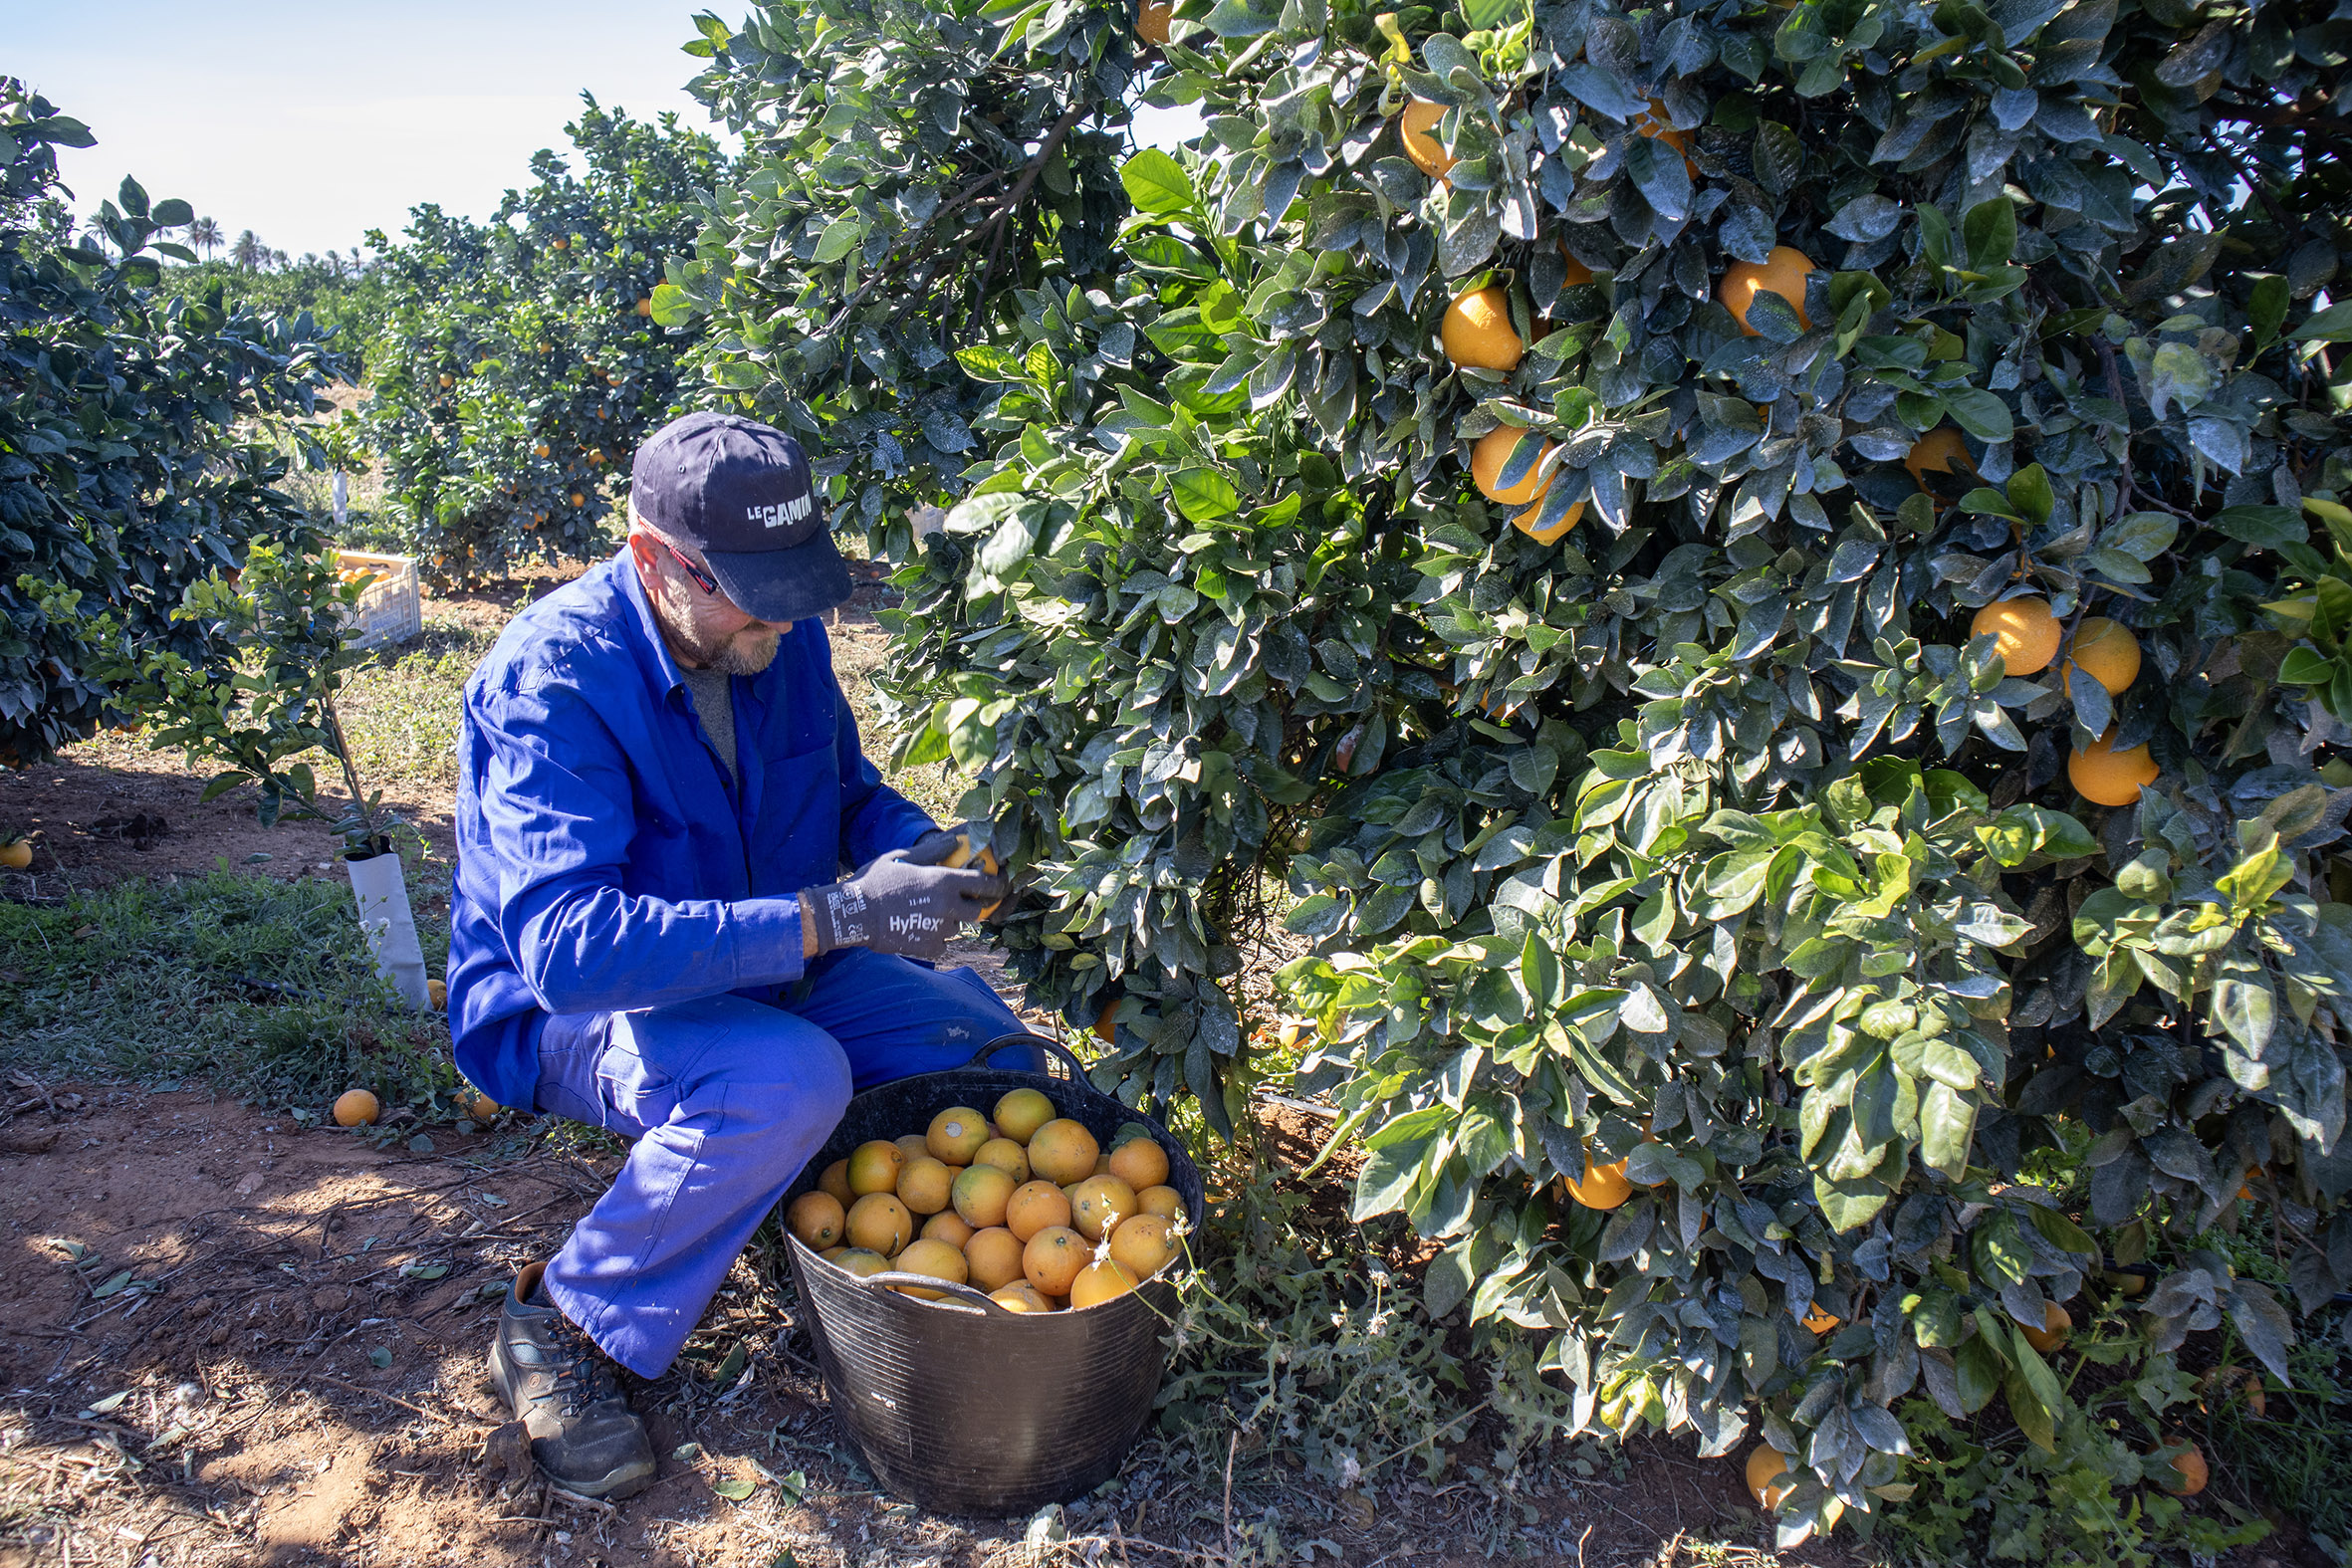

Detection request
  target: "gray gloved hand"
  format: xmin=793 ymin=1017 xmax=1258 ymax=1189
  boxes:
xmin=800 ymin=849 xmax=1008 ymax=961
xmin=902 ymin=824 xmax=967 ymax=867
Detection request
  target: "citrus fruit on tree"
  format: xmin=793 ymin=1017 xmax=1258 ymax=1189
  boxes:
xmin=921 ymin=1210 xmax=976 ymax=1247
xmin=1903 ymin=426 xmax=1975 ymax=491
xmin=333 ymin=1090 xmax=380 ymax=1128
xmin=897 ymin=1156 xmax=955 ymax=1215
xmin=2063 ymin=618 xmax=2141 ymax=695
xmin=1022 ymin=1226 xmax=1089 ymax=1295
xmin=1471 ymin=425 xmax=1553 ymax=508
xmin=1069 ymin=1175 xmax=1140 ymax=1240
xmin=1440 ymin=285 xmax=1522 ymax=371
xmin=951 ymin=1161 xmax=1017 ymax=1228
xmin=1718 ymin=245 xmax=1813 ymax=335
xmin=993 ymin=1088 xmax=1055 ymax=1144
xmin=973 ymin=1136 xmax=1032 ymax=1181
xmin=1069 ymin=1259 xmax=1139 ymax=1309
xmin=1800 ymin=1304 xmax=1839 ymax=1334
xmin=847 ymin=1139 xmax=906 ymax=1195
xmin=891 ymin=1237 xmax=970 ymax=1300
xmin=1028 ymin=1119 xmax=1100 ymax=1184
xmin=1556 ymin=241 xmax=1593 ymax=288
xmin=1137 ymin=0 xmax=1171 ymax=45
xmin=2020 ymin=1299 xmax=2071 ymax=1353
xmin=1631 ymin=97 xmax=1695 ymax=172
xmin=1562 ymin=1153 xmax=1632 ymax=1210
xmin=2068 ymin=729 xmax=2159 ymax=806
xmin=965 ymin=1226 xmax=1028 ymax=1291
xmin=845 ymin=1192 xmax=912 ymax=1255
xmin=1747 ymin=1447 xmax=1794 ymax=1510
xmin=819 ymin=1159 xmax=855 ymax=1208
xmin=786 ymin=1191 xmax=845 ymax=1249
xmin=1970 ymin=597 xmax=2061 ymax=676
xmin=1399 ymin=99 xmax=1454 ymax=181
xmin=1006 ymin=1179 xmax=1073 ymax=1240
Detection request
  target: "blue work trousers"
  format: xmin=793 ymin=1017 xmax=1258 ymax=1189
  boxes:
xmin=531 ymin=946 xmax=1026 ymax=1376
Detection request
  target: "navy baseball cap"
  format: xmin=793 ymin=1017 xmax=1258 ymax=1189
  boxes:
xmin=628 ymin=410 xmax=849 ymax=623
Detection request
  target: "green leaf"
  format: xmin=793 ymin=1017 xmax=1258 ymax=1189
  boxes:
xmin=2025 ymin=1204 xmax=2096 ymax=1257
xmin=1353 ymin=1137 xmax=1433 ymax=1218
xmin=2279 ymin=646 xmax=2337 ymax=686
xmin=1942 ymin=388 xmax=2013 ymax=443
xmin=813 ymin=217 xmax=864 ymax=265
xmin=2248 ymin=273 xmax=2289 ymax=346
xmin=1955 ymin=1336 xmax=2000 ymax=1413
xmin=711 ymin=1475 xmax=758 ymax=1501
xmin=2213 ymin=505 xmax=2307 ymax=550
xmin=2002 ymin=1368 xmax=2056 ymax=1452
xmin=1120 ymin=149 xmax=1198 ymax=216
xmin=1168 ymin=467 xmax=1240 ymax=523
xmin=1962 ymin=196 xmax=2016 ymax=270
xmin=2004 ymin=463 xmax=2053 ymax=528
xmin=649 ymin=282 xmax=698 ymax=328
xmin=2293 ymin=301 xmax=2352 ymax=342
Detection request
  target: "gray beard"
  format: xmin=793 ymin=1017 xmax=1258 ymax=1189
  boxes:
xmin=650 ymin=575 xmax=780 ymax=675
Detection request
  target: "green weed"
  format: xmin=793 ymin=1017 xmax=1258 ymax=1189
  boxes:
xmin=1154 ymin=1159 xmax=1577 ymax=1489
xmin=0 ymin=868 xmax=453 ymax=1108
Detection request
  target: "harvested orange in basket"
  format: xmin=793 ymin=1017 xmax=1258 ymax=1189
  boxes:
xmin=1006 ymin=1180 xmax=1073 ymax=1240
xmin=994 ymin=1088 xmax=1055 ymax=1143
xmin=1028 ymin=1119 xmax=1100 ymax=1185
xmin=1023 ymin=1226 xmax=1089 ymax=1295
xmin=786 ymin=1192 xmax=845 ymax=1249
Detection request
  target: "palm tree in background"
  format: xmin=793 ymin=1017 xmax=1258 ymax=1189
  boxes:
xmin=187 ymin=216 xmax=221 ymax=260
xmin=228 ymin=229 xmax=268 ymax=270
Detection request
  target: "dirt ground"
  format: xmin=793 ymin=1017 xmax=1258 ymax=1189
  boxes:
xmin=0 ymin=1082 xmax=1862 ymax=1568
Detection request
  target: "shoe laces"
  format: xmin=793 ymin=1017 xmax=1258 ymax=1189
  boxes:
xmin=543 ymin=1314 xmax=620 ymax=1417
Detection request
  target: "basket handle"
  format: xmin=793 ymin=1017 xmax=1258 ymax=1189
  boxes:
xmin=964 ymin=1031 xmax=1088 ymax=1081
xmin=850 ymin=1270 xmax=1015 ymax=1316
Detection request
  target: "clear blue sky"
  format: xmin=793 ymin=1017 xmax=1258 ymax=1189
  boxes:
xmin=4 ymin=1 xmax=719 ymax=259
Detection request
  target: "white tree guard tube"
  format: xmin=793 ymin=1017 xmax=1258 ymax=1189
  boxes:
xmin=345 ymin=849 xmax=431 ymax=1010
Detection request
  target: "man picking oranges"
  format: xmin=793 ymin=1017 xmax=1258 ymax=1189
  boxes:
xmin=446 ymin=411 xmax=1027 ymax=1497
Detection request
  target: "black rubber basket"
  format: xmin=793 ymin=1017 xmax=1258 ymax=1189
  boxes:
xmin=779 ymin=1033 xmax=1204 ymax=1515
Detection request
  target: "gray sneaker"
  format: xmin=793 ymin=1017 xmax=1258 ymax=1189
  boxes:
xmin=487 ymin=1261 xmax=657 ymax=1499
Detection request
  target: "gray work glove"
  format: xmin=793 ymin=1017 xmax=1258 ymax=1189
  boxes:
xmin=801 ymin=848 xmax=1008 ymax=961
xmin=901 ymin=824 xmax=969 ymax=867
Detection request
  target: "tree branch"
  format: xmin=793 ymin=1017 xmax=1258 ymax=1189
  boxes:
xmin=972 ymin=102 xmax=1086 ymax=308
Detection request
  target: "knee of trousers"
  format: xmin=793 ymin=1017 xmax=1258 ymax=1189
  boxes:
xmin=680 ymin=1028 xmax=854 ymax=1151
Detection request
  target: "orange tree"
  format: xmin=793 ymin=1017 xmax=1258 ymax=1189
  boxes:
xmin=666 ymin=0 xmax=2351 ymax=1550
xmin=1 ymin=81 xmax=339 ymax=765
xmin=362 ymin=99 xmax=723 ymax=588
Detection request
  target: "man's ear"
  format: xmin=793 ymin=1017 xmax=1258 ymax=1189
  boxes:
xmin=624 ymin=529 xmax=662 ymax=578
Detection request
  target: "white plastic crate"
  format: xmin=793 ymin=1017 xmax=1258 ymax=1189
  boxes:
xmin=333 ymin=550 xmax=422 ymax=650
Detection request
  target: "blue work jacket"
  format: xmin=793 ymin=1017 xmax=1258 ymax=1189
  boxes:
xmin=446 ymin=551 xmax=936 ymax=1109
